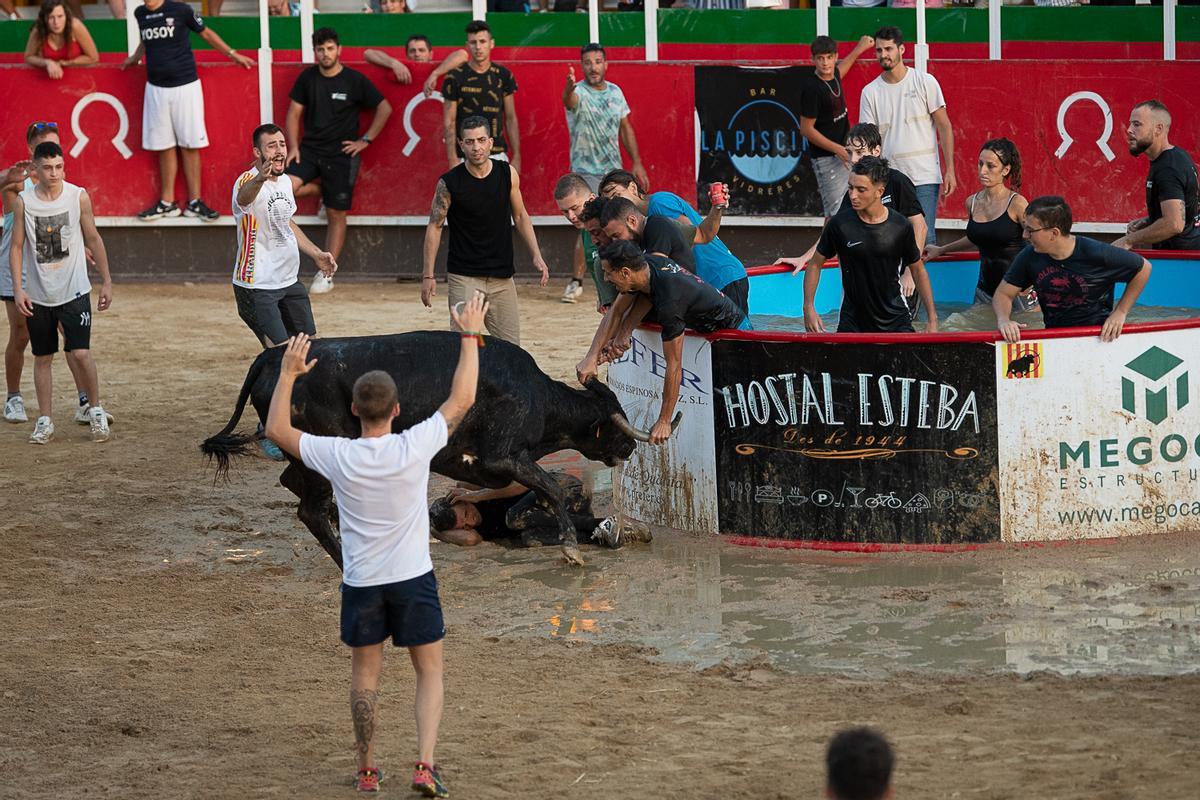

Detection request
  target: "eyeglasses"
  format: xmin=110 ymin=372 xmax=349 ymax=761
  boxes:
xmin=1023 ymin=225 xmax=1049 ymax=234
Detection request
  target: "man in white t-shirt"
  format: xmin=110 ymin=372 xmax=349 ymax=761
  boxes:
xmin=232 ymin=124 xmax=336 ymax=349
xmin=264 ymin=292 xmax=489 ymax=797
xmin=858 ymin=26 xmax=956 ymax=246
xmin=7 ymin=142 xmax=114 ymax=445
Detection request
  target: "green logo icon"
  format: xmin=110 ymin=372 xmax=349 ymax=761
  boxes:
xmin=1122 ymin=346 xmax=1189 ymax=425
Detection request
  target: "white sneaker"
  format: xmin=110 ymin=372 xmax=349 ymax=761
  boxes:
xmin=75 ymin=404 xmax=115 ymax=425
xmin=310 ymin=272 xmax=334 ymax=294
xmin=4 ymin=395 xmax=27 ymax=423
xmin=89 ymin=405 xmax=111 ymax=442
xmin=29 ymin=415 xmax=53 ymax=445
xmin=560 ymin=279 xmax=584 ymax=304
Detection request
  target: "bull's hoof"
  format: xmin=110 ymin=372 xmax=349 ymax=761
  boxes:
xmin=560 ymin=545 xmax=585 ymax=567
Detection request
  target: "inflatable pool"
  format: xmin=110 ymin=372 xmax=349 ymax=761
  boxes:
xmin=608 ymin=251 xmax=1200 ymax=546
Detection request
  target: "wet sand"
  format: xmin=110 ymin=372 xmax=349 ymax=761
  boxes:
xmin=1 ymin=282 xmax=1198 ymax=799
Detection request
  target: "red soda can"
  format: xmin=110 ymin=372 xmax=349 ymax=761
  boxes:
xmin=708 ymin=182 xmax=729 ymax=209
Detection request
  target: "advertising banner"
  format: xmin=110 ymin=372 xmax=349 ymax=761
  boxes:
xmin=694 ymin=65 xmax=822 ymax=217
xmin=0 ymin=61 xmax=694 ymax=219
xmin=996 ymin=329 xmax=1200 ymax=542
xmin=607 ymin=330 xmax=719 ymax=534
xmin=1 ymin=60 xmax=1196 ymax=222
xmin=711 ymin=339 xmax=1000 ymax=543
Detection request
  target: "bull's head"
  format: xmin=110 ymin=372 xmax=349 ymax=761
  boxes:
xmin=580 ymin=378 xmax=681 ymax=465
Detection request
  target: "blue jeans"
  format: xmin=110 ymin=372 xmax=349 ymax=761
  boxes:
xmin=914 ymin=183 xmax=941 ymax=246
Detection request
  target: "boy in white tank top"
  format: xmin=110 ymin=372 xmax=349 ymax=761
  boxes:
xmin=5 ymin=142 xmax=114 ymax=444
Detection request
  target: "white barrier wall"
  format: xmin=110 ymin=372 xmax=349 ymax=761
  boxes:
xmin=996 ymin=329 xmax=1200 ymax=542
xmin=607 ymin=330 xmax=719 ymax=534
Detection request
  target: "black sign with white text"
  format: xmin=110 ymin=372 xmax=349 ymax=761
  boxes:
xmin=695 ymin=65 xmax=822 ymax=216
xmin=712 ymin=339 xmax=1001 ymax=543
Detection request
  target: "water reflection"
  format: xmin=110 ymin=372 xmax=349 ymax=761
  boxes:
xmin=443 ymin=534 xmax=1200 ymax=677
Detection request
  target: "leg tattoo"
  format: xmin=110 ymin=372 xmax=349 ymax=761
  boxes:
xmin=350 ymin=689 xmax=379 ymax=757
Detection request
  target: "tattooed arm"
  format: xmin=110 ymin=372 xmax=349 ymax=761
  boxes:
xmin=421 ymin=179 xmax=452 ymax=308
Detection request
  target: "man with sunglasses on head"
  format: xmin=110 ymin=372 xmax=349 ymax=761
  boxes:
xmin=2 ymin=121 xmax=112 ymax=428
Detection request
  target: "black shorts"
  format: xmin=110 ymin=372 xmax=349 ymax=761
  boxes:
xmin=340 ymin=571 xmax=445 ymax=648
xmin=1 ymin=295 xmax=13 ymax=303
xmin=836 ymin=311 xmax=914 ymax=334
xmin=285 ymin=145 xmax=360 ymax=211
xmin=234 ymin=282 xmax=316 ymax=347
xmin=720 ymin=277 xmax=750 ymax=318
xmin=27 ymin=294 xmax=91 ymax=356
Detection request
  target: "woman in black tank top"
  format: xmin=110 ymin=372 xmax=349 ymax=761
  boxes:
xmin=925 ymin=138 xmax=1037 ymax=310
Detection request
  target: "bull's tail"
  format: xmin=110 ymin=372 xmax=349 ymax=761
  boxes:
xmin=200 ymin=351 xmax=272 ymax=479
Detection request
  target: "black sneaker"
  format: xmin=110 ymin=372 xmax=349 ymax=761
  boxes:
xmin=183 ymin=199 xmax=220 ymax=221
xmin=137 ymin=201 xmax=181 ymax=221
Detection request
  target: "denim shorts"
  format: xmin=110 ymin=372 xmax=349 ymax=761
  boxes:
xmin=812 ymin=155 xmax=851 ymax=218
xmin=340 ymin=571 xmax=445 ymax=648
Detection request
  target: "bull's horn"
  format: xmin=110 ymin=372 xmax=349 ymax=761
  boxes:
xmin=610 ymin=411 xmax=683 ymax=443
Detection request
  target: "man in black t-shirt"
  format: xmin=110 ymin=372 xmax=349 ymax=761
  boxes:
xmin=420 ymin=117 xmax=548 ymax=346
xmin=996 ymin=196 xmax=1151 ymax=342
xmin=1114 ymin=100 xmax=1200 ymax=251
xmin=428 ymin=473 xmax=631 ymax=549
xmin=598 ymin=197 xmax=696 ymax=273
xmin=285 ymin=28 xmax=392 ymax=294
xmin=778 ymin=123 xmax=926 ymax=296
xmin=799 ymin=34 xmax=876 ymax=220
xmin=439 ymin=21 xmax=521 ymax=173
xmin=123 ymin=0 xmax=252 ymax=222
xmin=576 ymin=240 xmax=748 ymax=445
xmin=801 ymin=157 xmax=936 ymax=334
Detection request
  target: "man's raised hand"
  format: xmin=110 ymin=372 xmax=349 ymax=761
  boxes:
xmin=281 ymin=333 xmax=318 ymax=379
xmin=451 ymin=290 xmax=489 ymax=333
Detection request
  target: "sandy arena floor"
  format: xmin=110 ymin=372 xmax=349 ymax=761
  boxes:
xmin=1 ymin=282 xmax=1198 ymax=799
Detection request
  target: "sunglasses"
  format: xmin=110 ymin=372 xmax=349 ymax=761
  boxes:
xmin=30 ymin=122 xmax=59 ymax=132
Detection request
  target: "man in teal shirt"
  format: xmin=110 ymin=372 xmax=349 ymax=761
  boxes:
xmin=560 ymin=43 xmax=648 ymax=303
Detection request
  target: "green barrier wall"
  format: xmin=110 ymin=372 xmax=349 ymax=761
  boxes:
xmin=1 ymin=8 xmax=1198 ymax=53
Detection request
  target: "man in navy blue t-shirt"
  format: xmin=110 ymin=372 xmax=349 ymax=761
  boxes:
xmin=123 ymin=0 xmax=252 ymax=222
xmin=995 ymin=195 xmax=1152 ymax=342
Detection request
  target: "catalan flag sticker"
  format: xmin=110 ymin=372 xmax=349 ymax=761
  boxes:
xmin=1003 ymin=342 xmax=1043 ymax=379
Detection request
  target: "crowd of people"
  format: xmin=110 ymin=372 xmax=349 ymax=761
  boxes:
xmin=2 ymin=11 xmax=1196 ymax=796
xmin=4 ymin=18 xmax=1196 ymax=442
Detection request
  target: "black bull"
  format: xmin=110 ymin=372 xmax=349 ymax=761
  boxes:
xmin=200 ymin=332 xmax=662 ymax=566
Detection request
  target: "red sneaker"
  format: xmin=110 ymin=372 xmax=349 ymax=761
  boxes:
xmin=355 ymin=767 xmax=381 ymax=793
xmin=411 ymin=761 xmax=449 ymax=797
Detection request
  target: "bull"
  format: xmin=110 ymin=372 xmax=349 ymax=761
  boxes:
xmin=200 ymin=332 xmax=670 ymax=566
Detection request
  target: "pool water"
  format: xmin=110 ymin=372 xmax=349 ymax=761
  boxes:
xmin=751 ymin=302 xmax=1200 ymax=334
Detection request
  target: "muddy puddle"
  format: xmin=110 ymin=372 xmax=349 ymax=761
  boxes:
xmin=438 ymin=529 xmax=1200 ymax=678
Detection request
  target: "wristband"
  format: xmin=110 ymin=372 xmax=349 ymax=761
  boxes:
xmin=461 ymin=331 xmax=484 ymax=347
xmin=422 ymin=276 xmax=436 ymax=280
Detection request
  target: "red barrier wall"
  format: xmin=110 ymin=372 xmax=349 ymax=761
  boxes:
xmin=0 ymin=60 xmax=1195 ymax=221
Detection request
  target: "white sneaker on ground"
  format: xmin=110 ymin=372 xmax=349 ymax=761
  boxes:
xmin=561 ymin=279 xmax=583 ymax=304
xmin=29 ymin=415 xmax=53 ymax=444
xmin=310 ymin=272 xmax=334 ymax=294
xmin=89 ymin=405 xmax=111 ymax=442
xmin=591 ymin=516 xmax=620 ymax=548
xmin=75 ymin=405 xmax=115 ymax=425
xmin=4 ymin=395 xmax=27 ymax=423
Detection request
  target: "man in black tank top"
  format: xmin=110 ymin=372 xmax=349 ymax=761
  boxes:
xmin=420 ymin=116 xmax=548 ymax=346
xmin=1116 ymin=100 xmax=1200 ymax=251
xmin=799 ymin=157 xmax=937 ymax=334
